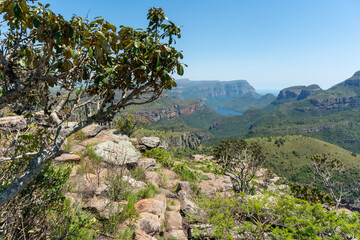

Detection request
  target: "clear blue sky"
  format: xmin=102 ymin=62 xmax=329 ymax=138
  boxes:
xmin=41 ymin=0 xmax=360 ymax=90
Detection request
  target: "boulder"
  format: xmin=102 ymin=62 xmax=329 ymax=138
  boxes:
xmin=135 ymin=194 xmax=167 ymax=223
xmin=80 ymin=129 xmax=129 ymax=146
xmin=82 ymin=124 xmax=106 ymax=138
xmin=197 ymin=173 xmax=233 ymax=198
xmin=139 ymin=137 xmax=161 ymax=149
xmin=161 ymin=169 xmax=178 ymax=180
xmin=165 ymin=230 xmax=187 ymax=240
xmin=139 ymin=158 xmax=160 ymax=170
xmin=166 ymin=198 xmax=181 ymax=212
xmin=180 ymin=198 xmax=199 ymax=216
xmin=54 ymin=153 xmax=81 ymax=163
xmin=145 ymin=171 xmax=163 ymax=188
xmin=94 ymin=140 xmax=140 ymax=167
xmin=134 ymin=229 xmax=157 ymax=240
xmin=166 ymin=211 xmax=183 ymax=230
xmin=122 ymin=176 xmax=147 ymax=190
xmin=136 ymin=212 xmax=161 ymax=236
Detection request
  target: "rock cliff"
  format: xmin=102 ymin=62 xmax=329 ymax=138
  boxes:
xmin=273 ymin=84 xmax=322 ymax=105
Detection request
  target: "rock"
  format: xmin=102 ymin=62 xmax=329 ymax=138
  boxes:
xmin=176 ymin=181 xmax=191 ymax=193
xmin=94 ymin=140 xmax=140 ymax=167
xmin=197 ymin=173 xmax=233 ymax=198
xmin=70 ymin=173 xmax=99 ymax=198
xmin=180 ymin=198 xmax=199 ymax=216
xmin=161 ymin=169 xmax=178 ymax=180
xmin=166 ymin=198 xmax=181 ymax=212
xmin=166 ymin=211 xmax=183 ymax=230
xmin=145 ymin=171 xmax=163 ymax=188
xmin=82 ymin=124 xmax=106 ymax=138
xmin=70 ymin=144 xmax=86 ymax=153
xmin=80 ymin=129 xmax=129 ymax=146
xmin=83 ymin=197 xmax=110 ymax=215
xmin=165 ymin=230 xmax=187 ymax=240
xmin=54 ymin=153 xmax=81 ymax=163
xmin=135 ymin=194 xmax=167 ymax=224
xmin=189 ymin=224 xmax=214 ymax=239
xmin=160 ymin=188 xmax=178 ymax=198
xmin=139 ymin=158 xmax=159 ymax=170
xmin=166 ymin=180 xmax=180 ymax=190
xmin=122 ymin=176 xmax=147 ymax=190
xmin=139 ymin=137 xmax=161 ymax=149
xmin=134 ymin=229 xmax=157 ymax=240
xmin=136 ymin=212 xmax=161 ymax=236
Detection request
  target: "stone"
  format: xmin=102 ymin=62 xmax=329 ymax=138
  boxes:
xmin=70 ymin=144 xmax=86 ymax=154
xmin=180 ymin=198 xmax=199 ymax=216
xmin=165 ymin=230 xmax=187 ymax=240
xmin=94 ymin=140 xmax=140 ymax=167
xmin=145 ymin=171 xmax=163 ymax=188
xmin=197 ymin=174 xmax=233 ymax=198
xmin=122 ymin=176 xmax=147 ymax=190
xmin=70 ymin=173 xmax=99 ymax=198
xmin=160 ymin=188 xmax=178 ymax=198
xmin=54 ymin=153 xmax=81 ymax=163
xmin=80 ymin=129 xmax=129 ymax=146
xmin=139 ymin=137 xmax=161 ymax=149
xmin=135 ymin=194 xmax=167 ymax=224
xmin=139 ymin=158 xmax=159 ymax=170
xmin=166 ymin=198 xmax=181 ymax=212
xmin=82 ymin=124 xmax=106 ymax=138
xmin=136 ymin=212 xmax=161 ymax=236
xmin=83 ymin=197 xmax=110 ymax=215
xmin=161 ymin=169 xmax=178 ymax=180
xmin=166 ymin=211 xmax=183 ymax=230
xmin=134 ymin=229 xmax=157 ymax=240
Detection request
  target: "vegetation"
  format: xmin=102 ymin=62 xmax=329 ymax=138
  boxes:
xmin=193 ymin=191 xmax=360 ymax=240
xmin=214 ymin=140 xmax=265 ymax=194
xmin=143 ymin=148 xmax=174 ymax=168
xmin=0 ymin=0 xmax=184 ymax=206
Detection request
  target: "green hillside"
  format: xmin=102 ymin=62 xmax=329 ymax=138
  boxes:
xmin=220 ymin=93 xmax=276 ymax=112
xmin=247 ymin=135 xmax=360 ymax=200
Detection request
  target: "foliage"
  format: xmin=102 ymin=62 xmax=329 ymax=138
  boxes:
xmin=0 ymin=0 xmax=184 ymax=206
xmin=143 ymin=148 xmax=174 ymax=167
xmin=115 ymin=112 xmax=148 ymax=137
xmin=214 ymin=139 xmax=265 ymax=193
xmin=173 ymin=163 xmax=200 ymax=183
xmin=310 ymin=154 xmax=345 ymax=209
xmin=0 ymin=164 xmax=97 ymax=239
xmin=289 ymin=182 xmax=335 ymax=206
xmin=194 ymin=191 xmax=360 ymax=240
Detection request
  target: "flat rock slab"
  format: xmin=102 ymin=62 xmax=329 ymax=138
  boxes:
xmin=54 ymin=153 xmax=81 ymax=163
xmin=94 ymin=140 xmax=140 ymax=166
xmin=82 ymin=124 xmax=106 ymax=138
xmin=139 ymin=137 xmax=161 ymax=149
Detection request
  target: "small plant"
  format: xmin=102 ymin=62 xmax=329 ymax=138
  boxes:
xmin=173 ymin=163 xmax=200 ymax=183
xmin=131 ymin=167 xmax=146 ymax=182
xmin=143 ymin=148 xmax=174 ymax=168
xmin=137 ymin=183 xmax=159 ymax=200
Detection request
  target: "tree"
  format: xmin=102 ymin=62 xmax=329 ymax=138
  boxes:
xmin=214 ymin=140 xmax=265 ymax=194
xmin=0 ymin=1 xmax=184 ymax=206
xmin=310 ymin=154 xmax=344 ymax=209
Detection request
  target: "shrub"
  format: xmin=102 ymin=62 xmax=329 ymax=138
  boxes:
xmin=143 ymin=148 xmax=174 ymax=168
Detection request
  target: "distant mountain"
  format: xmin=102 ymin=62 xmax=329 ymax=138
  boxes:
xmin=175 ymin=70 xmax=360 ymax=153
xmin=168 ymin=79 xmax=274 ymax=112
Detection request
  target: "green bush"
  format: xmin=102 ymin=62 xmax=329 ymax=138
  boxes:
xmin=173 ymin=163 xmax=200 ymax=183
xmin=193 ymin=191 xmax=360 ymax=240
xmin=143 ymin=148 xmax=174 ymax=168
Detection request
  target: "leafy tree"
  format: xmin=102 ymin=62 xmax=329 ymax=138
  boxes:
xmin=0 ymin=1 xmax=184 ymax=206
xmin=310 ymin=154 xmax=344 ymax=210
xmin=213 ymin=140 xmax=265 ymax=194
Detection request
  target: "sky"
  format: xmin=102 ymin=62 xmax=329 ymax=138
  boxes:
xmin=40 ymin=0 xmax=360 ymax=90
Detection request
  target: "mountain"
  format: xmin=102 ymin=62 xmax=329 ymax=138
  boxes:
xmin=172 ymin=71 xmax=360 ymax=153
xmin=168 ymin=78 xmax=274 ymax=111
xmin=220 ymin=92 xmax=276 ymax=112
xmin=125 ymin=97 xmax=205 ymax=122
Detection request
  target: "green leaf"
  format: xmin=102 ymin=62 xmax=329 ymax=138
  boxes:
xmin=156 ymin=66 xmax=161 ymax=72
xmin=134 ymin=40 xmax=140 ymax=48
xmin=54 ymin=33 xmax=62 ymax=45
xmin=13 ymin=3 xmax=23 ymax=19
xmin=105 ymin=68 xmax=113 ymax=75
xmin=177 ymin=64 xmax=184 ymax=76
xmin=33 ymin=17 xmax=40 ymax=28
xmin=70 ymin=49 xmax=75 ymax=59
xmin=89 ymin=48 xmax=93 ymax=58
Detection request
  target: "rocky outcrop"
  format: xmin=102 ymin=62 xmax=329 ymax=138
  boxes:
xmin=273 ymin=84 xmax=322 ymax=105
xmin=172 ymin=79 xmax=256 ymax=99
xmin=94 ymin=140 xmax=140 ymax=167
xmin=135 ymin=102 xmax=205 ymax=122
xmin=163 ymin=131 xmax=212 ymax=150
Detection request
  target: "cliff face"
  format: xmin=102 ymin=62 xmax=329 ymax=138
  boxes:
xmin=170 ymin=79 xmax=256 ymax=100
xmin=135 ymin=102 xmax=205 ymax=122
xmin=273 ymin=84 xmax=322 ymax=105
xmin=163 ymin=131 xmax=212 ymax=149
